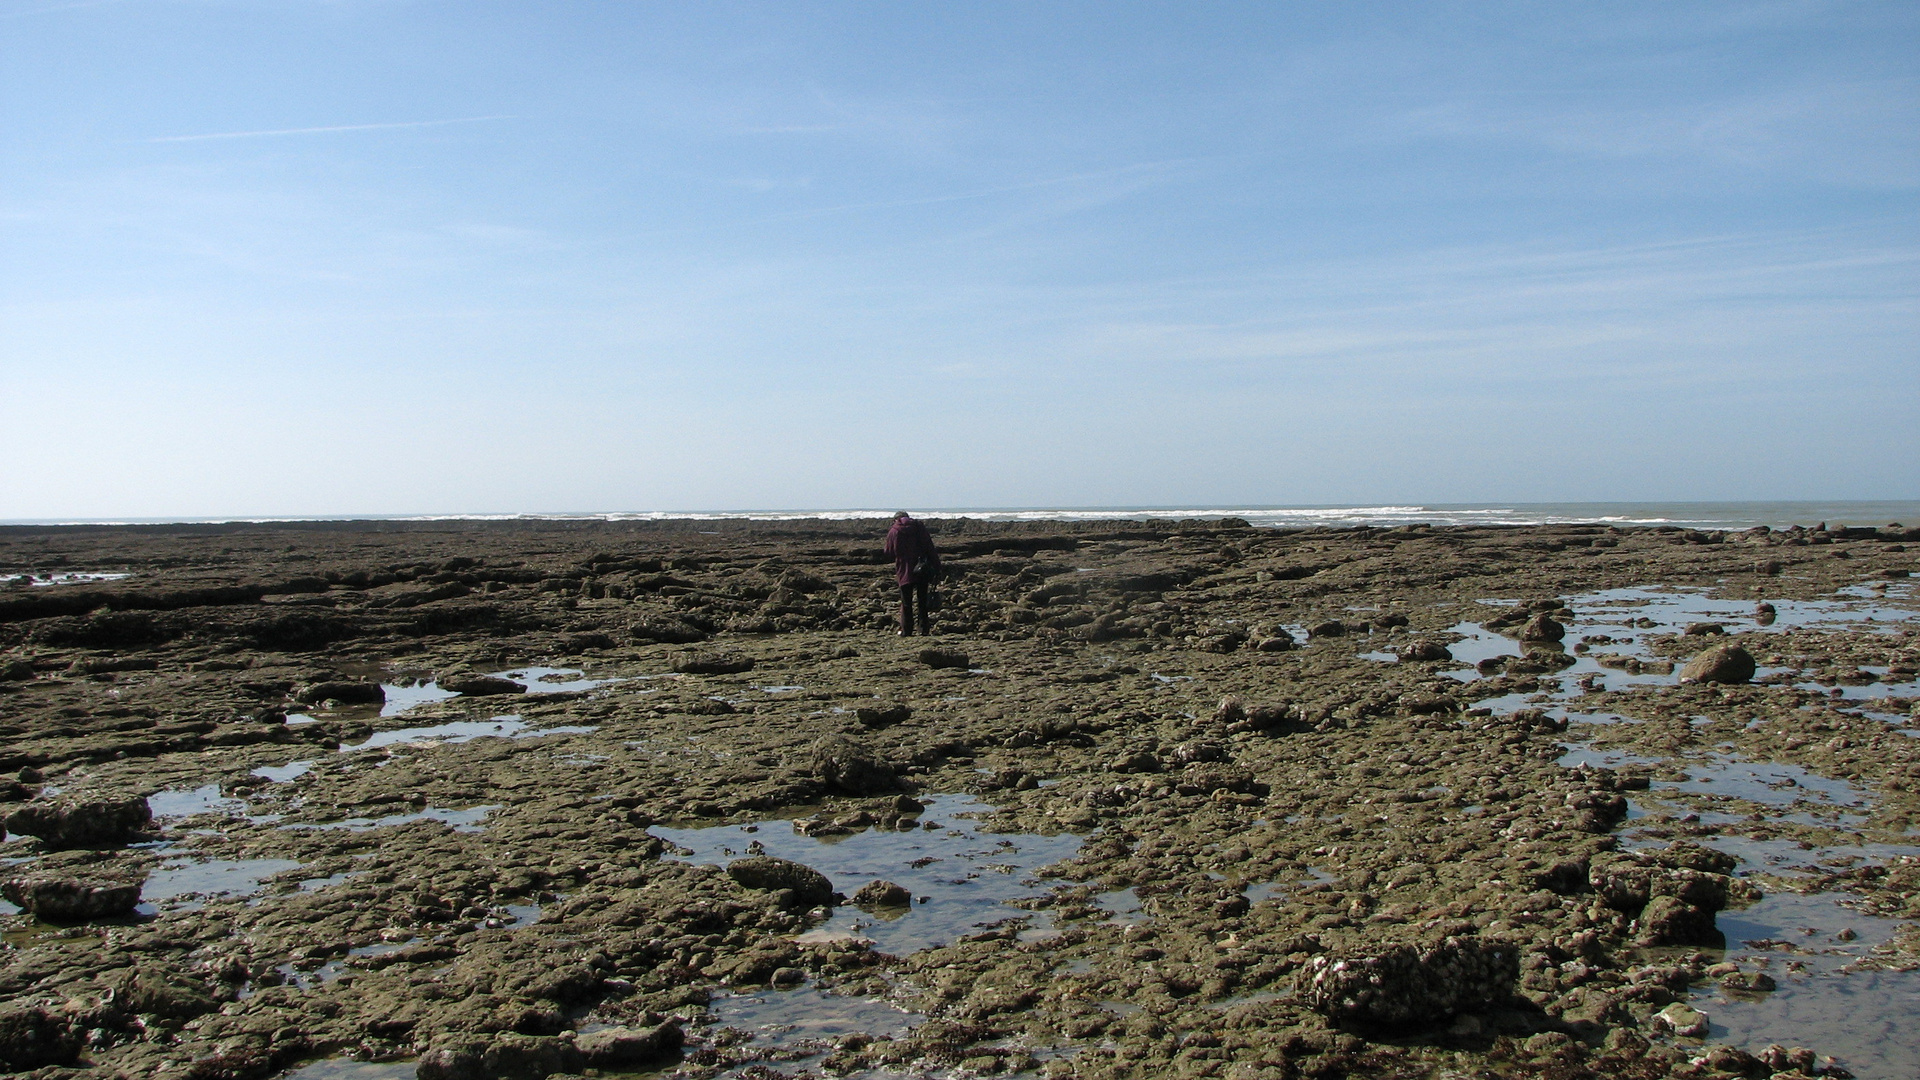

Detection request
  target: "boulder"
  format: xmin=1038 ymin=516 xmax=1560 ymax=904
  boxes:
xmin=1308 ymin=620 xmax=1346 ymax=639
xmin=1517 ymin=614 xmax=1564 ymax=642
xmin=810 ymin=735 xmax=898 ymax=795
xmin=1679 ymin=644 xmax=1755 ymax=685
xmin=438 ymin=673 xmax=526 ymax=696
xmin=293 ymin=680 xmax=385 ymax=705
xmin=5 ymin=796 xmax=152 ymax=848
xmin=1397 ymin=639 xmax=1452 ymax=663
xmin=916 ymin=648 xmax=970 ymax=669
xmin=851 ymin=879 xmax=912 ymax=909
xmin=1 ymin=875 xmax=141 ymax=921
xmin=726 ymin=857 xmax=836 ymax=907
xmin=576 ymin=1022 xmax=683 ymax=1068
xmin=1295 ymin=935 xmax=1519 ymax=1027
xmin=854 ymin=703 xmax=912 ymax=729
xmin=1635 ymin=894 xmax=1721 ymax=946
xmin=415 ymin=1033 xmax=584 ymax=1080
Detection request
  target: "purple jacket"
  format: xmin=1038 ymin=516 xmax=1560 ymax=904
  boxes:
xmin=884 ymin=517 xmax=939 ymax=586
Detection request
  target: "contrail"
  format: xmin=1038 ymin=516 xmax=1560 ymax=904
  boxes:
xmin=147 ymin=115 xmax=512 ymax=143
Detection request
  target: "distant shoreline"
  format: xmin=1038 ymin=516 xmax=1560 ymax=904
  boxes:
xmin=3 ymin=500 xmax=1917 ymax=534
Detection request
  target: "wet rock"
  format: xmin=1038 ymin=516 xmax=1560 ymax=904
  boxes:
xmin=1759 ymin=1045 xmax=1819 ymax=1074
xmin=1682 ymin=622 xmax=1725 ymax=636
xmin=415 ymin=1032 xmax=584 ymax=1080
xmin=1254 ymin=634 xmax=1295 ymax=652
xmin=294 ymin=680 xmax=385 ymax=705
xmin=576 ymin=1022 xmax=683 ymax=1068
xmin=1634 ymin=894 xmax=1720 ymax=946
xmin=1720 ymin=969 xmax=1776 ymax=992
xmin=1295 ymin=935 xmax=1519 ymax=1027
xmin=439 ymin=673 xmax=526 ymax=696
xmin=672 ymin=651 xmax=755 ymax=675
xmin=1308 ymin=620 xmax=1346 ymax=639
xmin=1 ymin=875 xmax=141 ymax=920
xmin=1397 ymin=639 xmax=1452 ymax=662
xmin=855 ymin=703 xmax=912 ymax=729
xmin=726 ymin=856 xmax=836 ymax=907
xmin=0 ymin=658 xmax=33 ymax=681
xmin=1517 ymin=614 xmax=1564 ymax=642
xmin=811 ymin=735 xmax=899 ymax=795
xmin=917 ymin=648 xmax=970 ymax=669
xmin=852 ymin=879 xmax=911 ymax=909
xmin=1678 ymin=643 xmax=1756 ymax=685
xmin=5 ymin=795 xmax=152 ymax=848
xmin=1755 ymin=559 xmax=1783 ymax=575
xmin=1650 ymin=1001 xmax=1708 ymax=1038
xmin=0 ymin=1005 xmax=80 ymax=1071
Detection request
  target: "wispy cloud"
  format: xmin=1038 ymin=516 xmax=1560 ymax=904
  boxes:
xmin=146 ymin=116 xmax=513 ymax=144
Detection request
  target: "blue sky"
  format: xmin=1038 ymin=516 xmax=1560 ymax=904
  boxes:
xmin=2 ymin=1 xmax=1915 ymax=518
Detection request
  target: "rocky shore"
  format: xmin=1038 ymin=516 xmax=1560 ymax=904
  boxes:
xmin=1 ymin=517 xmax=1916 ymax=1080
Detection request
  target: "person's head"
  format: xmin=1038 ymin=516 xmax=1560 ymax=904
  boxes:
xmin=893 ymin=511 xmax=910 ymax=521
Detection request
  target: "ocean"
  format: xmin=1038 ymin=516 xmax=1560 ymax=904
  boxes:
xmin=9 ymin=501 xmax=1917 ymax=530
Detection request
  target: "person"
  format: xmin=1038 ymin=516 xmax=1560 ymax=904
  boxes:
xmin=883 ymin=511 xmax=941 ymax=636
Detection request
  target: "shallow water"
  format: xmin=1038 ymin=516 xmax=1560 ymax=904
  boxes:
xmin=655 ymin=794 xmax=1084 ymax=954
xmin=273 ymin=1057 xmax=416 ymax=1079
xmin=1445 ymin=583 xmax=1919 ymax=710
xmin=139 ymin=856 xmax=303 ymax=913
xmin=281 ymin=804 xmax=498 ymax=833
xmin=1693 ymin=892 xmax=1920 ymax=1079
xmin=340 ymin=715 xmax=596 ymax=752
xmin=710 ymin=980 xmax=922 ymax=1043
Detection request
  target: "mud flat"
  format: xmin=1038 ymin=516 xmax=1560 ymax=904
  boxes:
xmin=1 ymin=516 xmax=1917 ymax=1079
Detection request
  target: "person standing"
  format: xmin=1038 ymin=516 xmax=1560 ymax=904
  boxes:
xmin=884 ymin=511 xmax=941 ymax=636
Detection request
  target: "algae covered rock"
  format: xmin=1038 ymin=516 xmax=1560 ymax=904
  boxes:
xmin=1679 ymin=643 xmax=1756 ymax=685
xmin=0 ymin=1005 xmax=80 ymax=1071
xmin=415 ymin=1032 xmax=584 ymax=1080
xmin=727 ymin=856 xmax=836 ymax=907
xmin=1295 ymin=935 xmax=1518 ymax=1027
xmin=438 ymin=672 xmax=526 ymax=696
xmin=2 ymin=875 xmax=143 ymax=921
xmin=4 ymin=795 xmax=152 ymax=848
xmin=294 ymin=680 xmax=385 ymax=705
xmin=577 ymin=1021 xmax=683 ymax=1067
xmin=811 ymin=734 xmax=899 ymax=795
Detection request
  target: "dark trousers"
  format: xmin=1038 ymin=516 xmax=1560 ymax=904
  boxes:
xmin=898 ymin=582 xmax=930 ymax=635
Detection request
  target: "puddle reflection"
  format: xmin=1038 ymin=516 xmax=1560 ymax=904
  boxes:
xmin=656 ymin=794 xmax=1083 ymax=954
